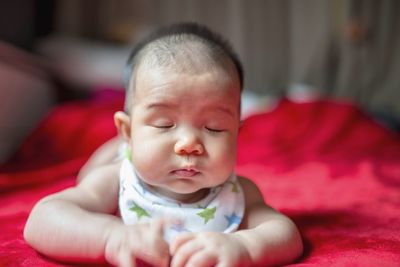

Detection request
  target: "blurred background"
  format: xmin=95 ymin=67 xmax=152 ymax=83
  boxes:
xmin=1 ymin=0 xmax=399 ymax=163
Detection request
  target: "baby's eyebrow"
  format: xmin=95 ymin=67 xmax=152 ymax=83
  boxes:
xmin=145 ymin=101 xmax=236 ymax=118
xmin=145 ymin=102 xmax=178 ymax=110
xmin=213 ymin=106 xmax=235 ymax=117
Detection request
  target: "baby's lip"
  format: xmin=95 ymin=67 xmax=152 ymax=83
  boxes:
xmin=172 ymin=168 xmax=200 ymax=178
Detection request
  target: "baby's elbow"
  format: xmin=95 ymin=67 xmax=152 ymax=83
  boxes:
xmin=292 ymin=229 xmax=304 ymax=261
xmin=24 ymin=206 xmax=40 ymax=246
xmin=24 ymin=212 xmax=39 ymax=249
xmin=284 ymin=219 xmax=304 ymax=262
xmin=23 ymin=219 xmax=34 ymax=246
xmin=23 ymin=198 xmax=51 ymax=247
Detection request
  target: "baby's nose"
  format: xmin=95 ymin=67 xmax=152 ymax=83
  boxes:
xmin=174 ymin=133 xmax=204 ymax=155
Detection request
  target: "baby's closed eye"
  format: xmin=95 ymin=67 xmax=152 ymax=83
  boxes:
xmin=205 ymin=126 xmax=226 ymax=133
xmin=149 ymin=117 xmax=175 ymax=129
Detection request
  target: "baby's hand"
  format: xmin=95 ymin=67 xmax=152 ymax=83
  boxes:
xmin=105 ymin=219 xmax=170 ymax=267
xmin=170 ymin=232 xmax=251 ymax=267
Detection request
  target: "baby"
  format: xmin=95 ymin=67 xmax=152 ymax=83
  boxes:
xmin=24 ymin=23 xmax=303 ymax=267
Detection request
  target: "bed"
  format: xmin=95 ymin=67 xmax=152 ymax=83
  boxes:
xmin=1 ymin=89 xmax=399 ymax=266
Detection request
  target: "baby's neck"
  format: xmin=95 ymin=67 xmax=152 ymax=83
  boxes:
xmin=144 ymin=183 xmax=210 ymax=203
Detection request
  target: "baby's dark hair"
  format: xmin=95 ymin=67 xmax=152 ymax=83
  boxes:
xmin=122 ymin=22 xmax=244 ymax=113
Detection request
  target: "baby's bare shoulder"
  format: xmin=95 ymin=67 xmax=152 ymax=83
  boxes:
xmin=238 ymin=177 xmax=278 ymax=223
xmin=78 ymin=162 xmax=121 ymax=204
xmin=44 ymin=162 xmax=121 ymax=213
xmin=79 ymin=162 xmax=121 ymax=187
xmin=237 ymin=176 xmax=264 ymax=205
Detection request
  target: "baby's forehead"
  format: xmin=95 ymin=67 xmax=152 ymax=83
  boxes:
xmin=138 ymin=46 xmax=235 ymax=76
xmin=133 ymin=66 xmax=241 ymax=109
xmin=136 ymin=65 xmax=240 ymax=95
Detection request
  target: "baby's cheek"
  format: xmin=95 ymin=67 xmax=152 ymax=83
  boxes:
xmin=209 ymin=142 xmax=237 ymax=174
xmin=215 ymin=138 xmax=236 ymax=160
xmin=131 ymin=137 xmax=171 ymax=166
xmin=132 ymin=141 xmax=150 ymax=160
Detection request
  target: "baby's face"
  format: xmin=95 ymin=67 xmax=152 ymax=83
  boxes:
xmin=127 ymin=66 xmax=241 ymax=202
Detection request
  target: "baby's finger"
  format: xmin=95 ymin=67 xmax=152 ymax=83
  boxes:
xmin=151 ymin=219 xmax=170 ymax=247
xmin=118 ymin=250 xmax=137 ymax=267
xmin=185 ymin=249 xmax=218 ymax=267
xmin=170 ymin=238 xmax=204 ymax=267
xmin=170 ymin=232 xmax=195 ymax=255
xmin=133 ymin=245 xmax=169 ymax=267
xmin=151 ymin=217 xmax=166 ymax=235
xmin=133 ymin=220 xmax=169 ymax=267
xmin=151 ymin=216 xmax=182 ymax=235
xmin=149 ymin=217 xmax=170 ymax=245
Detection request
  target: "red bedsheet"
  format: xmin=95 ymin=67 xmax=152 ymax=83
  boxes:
xmin=1 ymin=89 xmax=399 ymax=266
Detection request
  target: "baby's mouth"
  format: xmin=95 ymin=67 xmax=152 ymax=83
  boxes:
xmin=172 ymin=168 xmax=200 ymax=178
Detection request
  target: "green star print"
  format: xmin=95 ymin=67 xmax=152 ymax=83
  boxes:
xmin=129 ymin=204 xmax=150 ymax=220
xmin=229 ymin=181 xmax=239 ymax=193
xmin=197 ymin=206 xmax=217 ymax=224
xmin=125 ymin=147 xmax=132 ymax=161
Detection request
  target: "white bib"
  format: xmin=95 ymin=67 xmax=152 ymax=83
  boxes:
xmin=119 ymin=158 xmax=245 ymax=243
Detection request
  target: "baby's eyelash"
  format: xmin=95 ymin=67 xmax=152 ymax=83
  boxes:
xmin=155 ymin=125 xmax=174 ymax=129
xmin=205 ymin=127 xmax=225 ymax=133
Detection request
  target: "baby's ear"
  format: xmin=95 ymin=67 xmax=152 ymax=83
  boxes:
xmin=114 ymin=111 xmax=131 ymax=141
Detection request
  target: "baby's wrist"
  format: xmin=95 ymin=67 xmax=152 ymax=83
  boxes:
xmin=103 ymin=220 xmax=126 ymax=265
xmin=232 ymin=232 xmax=249 ymax=247
xmin=232 ymin=231 xmax=256 ymax=263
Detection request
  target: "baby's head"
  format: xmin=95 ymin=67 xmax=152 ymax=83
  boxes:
xmin=115 ymin=23 xmax=243 ymax=202
xmin=122 ymin=22 xmax=243 ymax=114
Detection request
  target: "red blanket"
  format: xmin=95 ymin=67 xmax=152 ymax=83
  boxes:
xmin=1 ymin=89 xmax=399 ymax=266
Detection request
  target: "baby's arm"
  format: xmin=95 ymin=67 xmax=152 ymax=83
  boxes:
xmin=170 ymin=177 xmax=303 ymax=267
xmin=233 ymin=177 xmax=303 ymax=265
xmin=77 ymin=136 xmax=122 ymax=182
xmin=24 ymin=163 xmax=169 ymax=267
